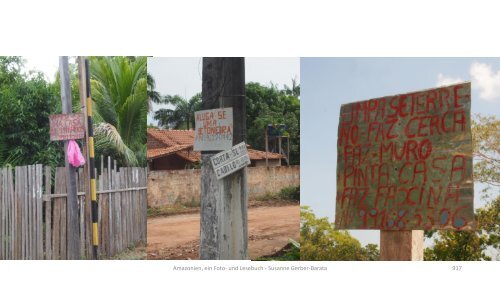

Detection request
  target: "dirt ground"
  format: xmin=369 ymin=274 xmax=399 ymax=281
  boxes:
xmin=147 ymin=202 xmax=299 ymax=260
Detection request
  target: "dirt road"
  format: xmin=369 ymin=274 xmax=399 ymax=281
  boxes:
xmin=147 ymin=203 xmax=299 ymax=260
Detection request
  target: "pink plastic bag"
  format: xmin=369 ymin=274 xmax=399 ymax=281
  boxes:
xmin=68 ymin=140 xmax=86 ymax=167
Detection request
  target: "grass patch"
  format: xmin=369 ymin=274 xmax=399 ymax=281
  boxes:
xmin=256 ymin=186 xmax=300 ymax=202
xmin=254 ymin=239 xmax=300 ymax=261
xmin=278 ymin=186 xmax=300 ymax=201
xmin=148 ymin=186 xmax=299 ymax=217
xmin=148 ymin=204 xmax=199 ymax=217
xmin=108 ymin=242 xmax=146 ymax=260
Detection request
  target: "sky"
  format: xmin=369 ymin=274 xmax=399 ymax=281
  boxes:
xmin=301 ymin=58 xmax=500 ymax=249
xmin=22 ymin=56 xmax=62 ymax=82
xmin=147 ymin=57 xmax=300 ymax=125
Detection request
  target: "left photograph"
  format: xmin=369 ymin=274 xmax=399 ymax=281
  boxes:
xmin=0 ymin=56 xmax=148 ymax=260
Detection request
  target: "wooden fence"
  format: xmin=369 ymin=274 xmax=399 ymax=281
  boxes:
xmin=0 ymin=159 xmax=147 ymax=260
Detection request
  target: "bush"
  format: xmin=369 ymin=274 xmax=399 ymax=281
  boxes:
xmin=279 ymin=186 xmax=300 ymax=201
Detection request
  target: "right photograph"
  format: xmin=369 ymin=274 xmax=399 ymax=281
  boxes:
xmin=300 ymin=58 xmax=499 ymax=261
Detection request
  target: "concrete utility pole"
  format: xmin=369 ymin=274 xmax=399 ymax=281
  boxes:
xmin=200 ymin=58 xmax=248 ymax=259
xmin=380 ymin=230 xmax=424 ymax=260
xmin=59 ymin=56 xmax=81 ymax=259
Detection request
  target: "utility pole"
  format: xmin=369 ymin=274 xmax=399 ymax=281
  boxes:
xmin=200 ymin=57 xmax=248 ymax=259
xmin=59 ymin=56 xmax=80 ymax=259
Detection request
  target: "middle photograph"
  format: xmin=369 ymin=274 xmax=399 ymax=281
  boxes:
xmin=146 ymin=57 xmax=300 ymax=260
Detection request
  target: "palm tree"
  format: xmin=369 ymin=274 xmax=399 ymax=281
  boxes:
xmin=147 ymin=73 xmax=161 ymax=112
xmin=90 ymin=56 xmax=147 ymax=166
xmin=154 ymin=93 xmax=201 ymax=129
xmin=284 ymin=77 xmax=300 ymax=97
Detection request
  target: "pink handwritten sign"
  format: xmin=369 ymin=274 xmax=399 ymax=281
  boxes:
xmin=49 ymin=113 xmax=85 ymax=141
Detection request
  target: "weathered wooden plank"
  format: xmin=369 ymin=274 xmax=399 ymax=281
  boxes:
xmin=123 ymin=167 xmax=129 ymax=248
xmin=26 ymin=165 xmax=31 ymax=259
xmin=22 ymin=166 xmax=28 ymax=259
xmin=25 ymin=166 xmax=30 ymax=259
xmin=32 ymin=166 xmax=36 ymax=259
xmin=84 ymin=166 xmax=92 ymax=260
xmin=117 ymin=166 xmax=123 ymax=252
xmin=9 ymin=167 xmax=13 ymax=259
xmin=23 ymin=166 xmax=28 ymax=259
xmin=44 ymin=166 xmax=52 ymax=260
xmin=52 ymin=168 xmax=62 ymax=259
xmin=103 ymin=168 xmax=110 ymax=257
xmin=37 ymin=165 xmax=43 ymax=259
xmin=12 ymin=167 xmax=17 ymax=259
xmin=7 ymin=167 xmax=12 ymax=259
xmin=131 ymin=168 xmax=136 ymax=243
xmin=29 ymin=165 xmax=33 ymax=260
xmin=107 ymin=157 xmax=114 ymax=256
xmin=0 ymin=169 xmax=3 ymax=259
xmin=78 ymin=168 xmax=85 ymax=259
xmin=0 ymin=168 xmax=7 ymax=259
xmin=60 ymin=168 xmax=67 ymax=260
xmin=98 ymin=168 xmax=106 ymax=257
xmin=30 ymin=165 xmax=35 ymax=259
xmin=19 ymin=166 xmax=24 ymax=259
xmin=124 ymin=167 xmax=129 ymax=248
xmin=0 ymin=168 xmax=5 ymax=259
xmin=142 ymin=168 xmax=147 ymax=242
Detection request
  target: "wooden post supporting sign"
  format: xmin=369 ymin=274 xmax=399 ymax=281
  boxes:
xmin=58 ymin=56 xmax=81 ymax=260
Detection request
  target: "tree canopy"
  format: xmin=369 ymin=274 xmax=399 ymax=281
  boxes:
xmin=300 ymin=206 xmax=379 ymax=261
xmin=246 ymin=82 xmax=300 ymax=165
xmin=154 ymin=93 xmax=201 ymax=130
xmin=0 ymin=57 xmax=63 ymax=167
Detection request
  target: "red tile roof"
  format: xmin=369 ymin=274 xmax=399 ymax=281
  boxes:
xmin=147 ymin=128 xmax=283 ymax=162
xmin=147 ymin=145 xmax=192 ymax=160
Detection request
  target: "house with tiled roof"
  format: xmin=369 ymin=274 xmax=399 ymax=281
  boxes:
xmin=147 ymin=128 xmax=284 ymax=170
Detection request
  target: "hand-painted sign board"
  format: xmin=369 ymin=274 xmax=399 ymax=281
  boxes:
xmin=335 ymin=82 xmax=474 ymax=230
xmin=194 ymin=107 xmax=233 ymax=151
xmin=211 ymin=142 xmax=250 ymax=180
xmin=49 ymin=113 xmax=85 ymax=141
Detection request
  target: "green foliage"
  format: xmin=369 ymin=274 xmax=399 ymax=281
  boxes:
xmin=300 ymin=206 xmax=380 ymax=260
xmin=254 ymin=240 xmax=300 ymax=261
xmin=424 ymin=195 xmax=499 ymax=261
xmin=361 ymin=243 xmax=380 ymax=261
xmin=147 ymin=73 xmax=161 ymax=112
xmin=0 ymin=57 xmax=63 ymax=167
xmin=154 ymin=93 xmax=202 ymax=129
xmin=471 ymin=114 xmax=499 ymax=192
xmin=246 ymin=82 xmax=300 ymax=165
xmin=90 ymin=56 xmax=148 ymax=167
xmin=278 ymin=186 xmax=300 ymax=201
